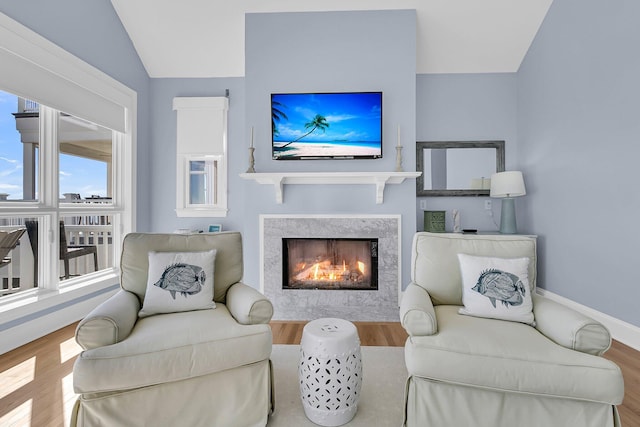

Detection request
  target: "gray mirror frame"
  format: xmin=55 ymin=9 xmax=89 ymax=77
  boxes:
xmin=416 ymin=140 xmax=505 ymax=196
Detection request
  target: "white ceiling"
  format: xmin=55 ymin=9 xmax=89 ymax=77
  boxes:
xmin=110 ymin=0 xmax=553 ymax=78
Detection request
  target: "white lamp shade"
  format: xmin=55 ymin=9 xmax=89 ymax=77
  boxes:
xmin=490 ymin=171 xmax=526 ymax=198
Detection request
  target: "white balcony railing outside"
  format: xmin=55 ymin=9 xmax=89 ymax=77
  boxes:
xmin=0 ymin=224 xmax=113 ymax=297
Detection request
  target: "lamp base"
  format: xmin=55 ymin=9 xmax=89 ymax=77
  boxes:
xmin=499 ymin=197 xmax=518 ymax=234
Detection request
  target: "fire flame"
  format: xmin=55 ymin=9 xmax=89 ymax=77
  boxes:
xmin=301 ymin=260 xmax=367 ymax=283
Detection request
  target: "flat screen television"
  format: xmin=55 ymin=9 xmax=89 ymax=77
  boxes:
xmin=271 ymin=92 xmax=382 ymax=160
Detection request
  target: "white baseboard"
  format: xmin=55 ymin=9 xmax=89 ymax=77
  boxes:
xmin=537 ymin=288 xmax=640 ymax=351
xmin=0 ymin=288 xmax=116 ymax=355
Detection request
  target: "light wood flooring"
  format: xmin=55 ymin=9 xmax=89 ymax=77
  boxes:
xmin=0 ymin=321 xmax=638 ymax=426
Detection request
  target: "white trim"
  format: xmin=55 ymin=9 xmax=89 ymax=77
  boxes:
xmin=536 ymin=288 xmax=640 ymax=351
xmin=240 ymin=172 xmax=421 ymax=204
xmin=0 ymin=279 xmax=118 ymax=354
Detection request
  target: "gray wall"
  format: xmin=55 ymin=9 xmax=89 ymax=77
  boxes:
xmin=243 ymin=10 xmax=417 ymax=289
xmin=517 ymin=0 xmax=640 ymax=326
xmin=0 ymin=0 xmax=152 ymax=230
xmin=415 ymin=73 xmax=519 ymax=232
xmin=148 ymin=78 xmax=246 ymax=233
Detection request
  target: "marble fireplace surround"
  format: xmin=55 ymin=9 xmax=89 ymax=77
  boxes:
xmin=260 ymin=215 xmax=401 ymax=321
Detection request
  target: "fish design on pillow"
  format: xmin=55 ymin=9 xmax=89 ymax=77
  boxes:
xmin=472 ymin=268 xmax=525 ymax=308
xmin=154 ymin=263 xmax=206 ymax=299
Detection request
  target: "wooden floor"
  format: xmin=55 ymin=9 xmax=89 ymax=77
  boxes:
xmin=0 ymin=321 xmax=638 ymax=426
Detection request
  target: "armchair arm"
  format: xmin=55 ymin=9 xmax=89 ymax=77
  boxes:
xmin=400 ymin=282 xmax=438 ymax=336
xmin=533 ymin=293 xmax=611 ymax=356
xmin=75 ymin=289 xmax=140 ymax=350
xmin=226 ymin=282 xmax=273 ymax=325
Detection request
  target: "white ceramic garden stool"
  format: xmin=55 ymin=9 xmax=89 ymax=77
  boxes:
xmin=299 ymin=317 xmax=363 ymax=426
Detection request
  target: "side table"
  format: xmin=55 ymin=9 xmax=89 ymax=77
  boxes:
xmin=299 ymin=318 xmax=363 ymax=426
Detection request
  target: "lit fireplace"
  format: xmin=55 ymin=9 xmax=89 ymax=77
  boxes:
xmin=282 ymin=238 xmax=378 ymax=290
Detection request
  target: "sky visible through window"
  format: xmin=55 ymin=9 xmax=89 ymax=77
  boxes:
xmin=0 ymin=91 xmax=107 ymax=200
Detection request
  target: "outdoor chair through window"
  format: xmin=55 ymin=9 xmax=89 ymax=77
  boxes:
xmin=24 ymin=220 xmax=98 ymax=283
xmin=0 ymin=228 xmax=27 ymax=294
xmin=0 ymin=228 xmax=26 ymax=270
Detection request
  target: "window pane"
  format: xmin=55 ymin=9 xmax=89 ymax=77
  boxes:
xmin=59 ymin=112 xmax=112 ymax=202
xmin=0 ymin=91 xmax=40 ymax=201
xmin=188 ymin=159 xmax=217 ymax=205
xmin=0 ymin=217 xmax=36 ymax=297
xmin=59 ymin=215 xmax=114 ymax=282
xmin=190 ymin=161 xmax=205 ymax=172
xmin=189 ymin=174 xmax=207 ymax=204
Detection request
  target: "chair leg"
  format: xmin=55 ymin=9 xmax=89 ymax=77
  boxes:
xmin=64 ymin=259 xmax=70 ymax=279
xmin=93 ymin=252 xmax=98 ymax=272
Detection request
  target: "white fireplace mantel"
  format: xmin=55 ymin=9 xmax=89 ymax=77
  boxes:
xmin=239 ymin=171 xmax=421 ymax=204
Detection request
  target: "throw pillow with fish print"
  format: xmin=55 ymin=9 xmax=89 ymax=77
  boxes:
xmin=457 ymin=254 xmax=535 ymax=326
xmin=139 ymin=250 xmax=217 ymax=318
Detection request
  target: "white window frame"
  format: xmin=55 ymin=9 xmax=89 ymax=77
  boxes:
xmin=182 ymin=154 xmax=225 ymax=208
xmin=173 ymin=97 xmax=228 ymax=217
xmin=0 ymin=12 xmax=136 ymax=336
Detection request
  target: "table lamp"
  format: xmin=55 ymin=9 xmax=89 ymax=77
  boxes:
xmin=490 ymin=171 xmax=526 ymax=234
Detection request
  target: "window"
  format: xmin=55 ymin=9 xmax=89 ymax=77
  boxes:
xmin=173 ymin=97 xmax=228 ymax=217
xmin=0 ymin=94 xmax=39 ymax=201
xmin=0 ymin=12 xmax=136 ymax=304
xmin=0 ymin=93 xmax=121 ymax=295
xmin=188 ymin=157 xmax=219 ymax=205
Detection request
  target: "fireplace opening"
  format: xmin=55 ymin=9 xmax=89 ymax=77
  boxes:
xmin=282 ymin=238 xmax=378 ymax=290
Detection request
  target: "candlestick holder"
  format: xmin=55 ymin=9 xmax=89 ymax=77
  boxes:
xmin=246 ymin=147 xmax=256 ymax=173
xmin=395 ymin=145 xmax=404 ymax=172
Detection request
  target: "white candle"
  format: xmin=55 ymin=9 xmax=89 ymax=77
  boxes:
xmin=397 ymin=125 xmax=401 ymax=147
xmin=250 ymin=127 xmax=254 ymax=148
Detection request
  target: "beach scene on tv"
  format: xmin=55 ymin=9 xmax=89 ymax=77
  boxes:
xmin=271 ymin=92 xmax=382 ymax=159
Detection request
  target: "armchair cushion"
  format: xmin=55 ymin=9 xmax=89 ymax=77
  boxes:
xmin=139 ymin=250 xmax=216 ymax=318
xmin=458 ymin=254 xmax=534 ymax=325
xmin=73 ymin=304 xmax=272 ymax=394
xmin=75 ymin=290 xmax=140 ymax=350
xmin=405 ymin=305 xmax=624 ymax=405
xmin=533 ymin=293 xmax=611 ymax=356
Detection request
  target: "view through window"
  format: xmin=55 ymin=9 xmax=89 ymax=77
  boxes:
xmin=0 ymin=90 xmax=116 ymax=297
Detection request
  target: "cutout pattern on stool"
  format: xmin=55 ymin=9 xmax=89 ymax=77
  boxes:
xmin=299 ymin=348 xmax=362 ymax=412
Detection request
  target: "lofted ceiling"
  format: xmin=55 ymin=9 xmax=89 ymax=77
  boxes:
xmin=110 ymin=0 xmax=553 ymax=78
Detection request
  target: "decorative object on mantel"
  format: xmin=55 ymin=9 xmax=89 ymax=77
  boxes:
xmin=424 ymin=210 xmax=446 ymax=232
xmin=490 ymin=171 xmax=526 ymax=234
xmin=246 ymin=126 xmax=256 ymax=173
xmin=239 ymin=171 xmax=421 ymax=204
xmin=452 ymin=209 xmax=462 ymax=233
xmin=395 ymin=125 xmax=404 ymax=172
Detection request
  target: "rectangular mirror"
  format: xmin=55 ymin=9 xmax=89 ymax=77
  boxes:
xmin=416 ymin=140 xmax=505 ymax=196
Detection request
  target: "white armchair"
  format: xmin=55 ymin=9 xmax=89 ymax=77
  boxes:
xmin=71 ymin=232 xmax=274 ymax=427
xmin=400 ymin=232 xmax=624 ymax=427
